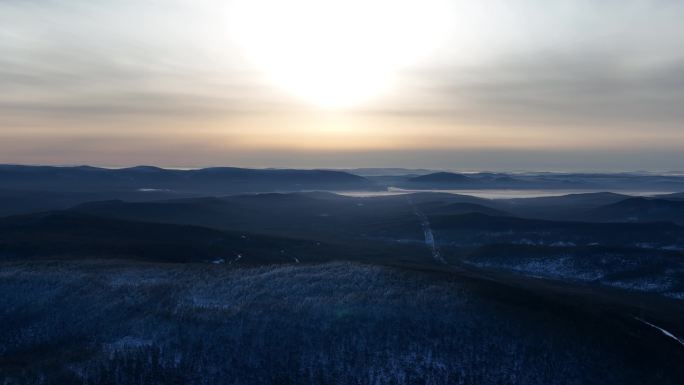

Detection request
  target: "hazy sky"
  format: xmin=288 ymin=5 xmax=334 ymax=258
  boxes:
xmin=1 ymin=0 xmax=683 ymax=171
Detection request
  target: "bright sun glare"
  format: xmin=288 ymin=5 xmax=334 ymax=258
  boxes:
xmin=229 ymin=0 xmax=452 ymax=109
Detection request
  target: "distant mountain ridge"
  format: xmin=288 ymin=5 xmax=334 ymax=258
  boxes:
xmin=395 ymin=170 xmax=684 ymax=191
xmin=4 ymin=165 xmax=684 ymax=194
xmin=409 ymin=172 xmax=475 ymax=183
xmin=0 ymin=165 xmax=375 ymax=194
xmin=591 ymin=197 xmax=684 ymax=225
xmin=404 ymin=171 xmax=534 ymax=189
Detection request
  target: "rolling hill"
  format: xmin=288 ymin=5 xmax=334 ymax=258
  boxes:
xmin=0 ymin=165 xmax=376 ymax=194
xmin=591 ymin=197 xmax=684 ymax=225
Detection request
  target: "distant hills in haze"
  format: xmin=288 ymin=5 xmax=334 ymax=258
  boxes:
xmin=0 ymin=165 xmax=375 ymax=195
xmin=591 ymin=197 xmax=684 ymax=225
xmin=3 ymin=165 xmax=684 ymax=195
xmin=1 ymin=165 xmax=684 ymax=224
xmin=397 ymin=171 xmax=684 ymax=191
xmin=409 ymin=172 xmax=475 ymax=184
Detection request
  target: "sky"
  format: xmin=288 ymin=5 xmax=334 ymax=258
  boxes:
xmin=1 ymin=0 xmax=683 ymax=171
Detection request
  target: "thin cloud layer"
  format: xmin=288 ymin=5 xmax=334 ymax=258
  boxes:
xmin=1 ymin=0 xmax=683 ymax=170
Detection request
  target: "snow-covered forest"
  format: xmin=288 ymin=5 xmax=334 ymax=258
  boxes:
xmin=1 ymin=261 xmax=679 ymax=385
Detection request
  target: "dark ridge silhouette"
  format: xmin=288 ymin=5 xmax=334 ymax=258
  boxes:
xmin=0 ymin=207 xmax=428 ymax=265
xmin=0 ymin=165 xmax=376 ymax=194
xmin=429 ymin=212 xmax=684 ymax=248
xmin=492 ymin=192 xmax=631 ymax=220
xmin=0 ymin=189 xmax=191 ymax=218
xmin=0 ymin=211 xmax=329 ymax=264
xmin=591 ymin=197 xmax=684 ymax=225
xmin=419 ymin=202 xmax=513 ymax=217
xmin=407 ymin=171 xmax=475 ymax=184
xmin=504 ymin=192 xmax=628 ymax=207
xmin=377 ymin=170 xmax=684 ymax=191
xmin=657 ymin=192 xmax=684 ymax=200
xmin=68 ymin=192 xmax=425 ymax=241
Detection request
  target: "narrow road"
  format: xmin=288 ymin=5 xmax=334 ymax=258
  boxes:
xmin=407 ymin=196 xmax=446 ymax=264
xmin=635 ymin=317 xmax=684 ymax=348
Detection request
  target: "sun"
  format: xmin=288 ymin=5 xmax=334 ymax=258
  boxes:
xmin=228 ymin=0 xmax=452 ymax=109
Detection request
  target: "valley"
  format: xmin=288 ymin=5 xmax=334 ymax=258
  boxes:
xmin=1 ymin=166 xmax=683 ymax=384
